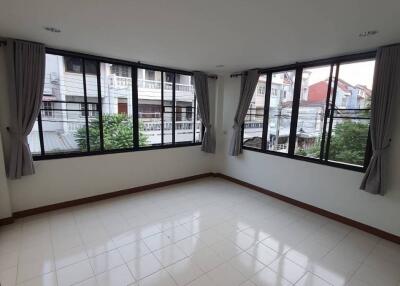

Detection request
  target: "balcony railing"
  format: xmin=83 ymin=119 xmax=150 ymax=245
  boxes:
xmin=110 ymin=76 xmax=194 ymax=93
xmin=267 ymin=142 xmax=288 ymax=151
xmin=141 ymin=118 xmax=201 ymax=132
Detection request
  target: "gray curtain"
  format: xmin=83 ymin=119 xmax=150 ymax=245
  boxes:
xmin=229 ymin=70 xmax=260 ymax=156
xmin=360 ymin=44 xmax=400 ymax=195
xmin=194 ymin=72 xmax=216 ymax=153
xmin=6 ymin=39 xmax=45 ymax=179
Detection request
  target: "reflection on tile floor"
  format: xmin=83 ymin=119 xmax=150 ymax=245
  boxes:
xmin=0 ymin=178 xmax=399 ymax=286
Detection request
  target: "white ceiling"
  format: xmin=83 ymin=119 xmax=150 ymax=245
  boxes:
xmin=0 ymin=0 xmax=399 ymax=73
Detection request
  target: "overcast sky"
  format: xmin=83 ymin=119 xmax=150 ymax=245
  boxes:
xmin=307 ymin=60 xmax=375 ymax=89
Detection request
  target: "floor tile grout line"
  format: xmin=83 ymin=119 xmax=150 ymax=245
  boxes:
xmin=344 ymin=236 xmax=382 ymax=285
xmin=7 ymin=180 xmax=397 ymax=286
xmin=48 ymin=215 xmax=60 ymax=286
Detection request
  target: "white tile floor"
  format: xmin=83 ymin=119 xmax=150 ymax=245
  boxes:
xmin=0 ymin=178 xmax=399 ymax=286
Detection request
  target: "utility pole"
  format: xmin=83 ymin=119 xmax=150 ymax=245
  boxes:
xmin=275 ymin=89 xmax=283 ymax=150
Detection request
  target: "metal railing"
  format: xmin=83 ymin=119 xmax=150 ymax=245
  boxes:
xmin=110 ymin=76 xmax=195 ymax=93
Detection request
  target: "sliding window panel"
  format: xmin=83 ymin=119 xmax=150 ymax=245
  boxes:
xmin=100 ymin=63 xmax=134 ymax=150
xmin=83 ymin=59 xmax=101 ymax=151
xmin=326 ymin=60 xmax=375 ymax=167
xmin=163 ymin=72 xmax=174 ymax=144
xmin=294 ymin=66 xmax=331 ymax=158
xmin=175 ymin=74 xmax=195 ymax=143
xmin=243 ymin=75 xmax=267 ymax=149
xmin=28 ymin=54 xmax=90 ymax=154
xmin=195 ymin=100 xmax=202 ymax=142
xmin=27 ymin=119 xmax=42 ymax=155
xmin=138 ymin=69 xmax=162 ymax=146
xmin=266 ymin=70 xmax=296 ymax=153
xmin=194 ymin=76 xmax=203 ymax=143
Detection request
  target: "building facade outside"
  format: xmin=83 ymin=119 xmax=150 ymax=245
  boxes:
xmin=28 ymin=54 xmax=201 ymax=154
xmin=244 ymin=65 xmax=372 ymax=154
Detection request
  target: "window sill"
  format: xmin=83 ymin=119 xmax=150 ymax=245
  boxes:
xmin=33 ymin=142 xmax=202 ymax=161
xmin=242 ymin=146 xmax=366 ymax=173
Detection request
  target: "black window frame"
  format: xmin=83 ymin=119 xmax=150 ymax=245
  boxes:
xmin=242 ymin=51 xmax=376 ymax=172
xmin=32 ymin=48 xmax=203 ymax=161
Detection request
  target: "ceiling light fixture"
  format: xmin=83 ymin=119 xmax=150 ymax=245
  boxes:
xmin=359 ymin=30 xmax=378 ymax=38
xmin=44 ymin=26 xmax=61 ymax=33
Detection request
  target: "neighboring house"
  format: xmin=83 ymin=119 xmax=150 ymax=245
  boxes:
xmin=297 ymin=78 xmax=371 ymax=150
xmin=28 ymin=55 xmax=198 ymax=154
xmin=244 ymin=74 xmax=371 ymax=151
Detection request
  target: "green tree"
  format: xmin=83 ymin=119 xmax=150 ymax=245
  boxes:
xmin=328 ymin=121 xmax=369 ymax=166
xmin=75 ymin=114 xmax=149 ymax=151
xmin=296 ymin=121 xmax=369 ymax=165
xmin=295 ymin=140 xmax=321 ymax=158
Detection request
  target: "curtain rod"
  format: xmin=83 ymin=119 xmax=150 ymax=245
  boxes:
xmin=230 ymin=72 xmax=245 ymax=78
xmin=0 ymin=39 xmax=217 ymax=78
xmin=230 ymin=70 xmax=262 ymax=78
xmin=229 ymin=47 xmax=385 ymax=78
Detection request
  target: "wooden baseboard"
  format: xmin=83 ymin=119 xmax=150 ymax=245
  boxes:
xmin=0 ymin=216 xmax=14 ymax=226
xmin=213 ymin=173 xmax=400 ymax=244
xmin=13 ymin=173 xmax=214 ymax=218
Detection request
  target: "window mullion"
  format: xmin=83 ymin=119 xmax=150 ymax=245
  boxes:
xmin=37 ymin=111 xmax=45 ymax=156
xmin=319 ymin=64 xmax=334 ymax=161
xmin=161 ymin=72 xmax=164 ymax=145
xmin=96 ymin=61 xmax=104 ymax=152
xmin=132 ymin=67 xmax=139 ymax=150
xmin=288 ymin=67 xmax=303 ymax=156
xmin=82 ymin=58 xmax=91 ymax=153
xmin=193 ymin=91 xmax=196 ymax=143
xmin=324 ymin=63 xmax=340 ymax=161
xmin=172 ymin=73 xmax=176 ymax=145
xmin=261 ymin=72 xmax=272 ymax=152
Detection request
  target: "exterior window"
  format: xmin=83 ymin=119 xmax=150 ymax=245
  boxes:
xmin=42 ymin=101 xmax=54 ymax=117
xmin=138 ymin=69 xmax=162 ymax=146
xmin=110 ymin=65 xmax=131 ymax=77
xmin=175 ymin=74 xmax=197 ymax=143
xmin=101 ymin=63 xmax=134 ymax=151
xmin=145 ymin=70 xmax=155 ymax=81
xmin=266 ymin=70 xmax=296 ymax=153
xmin=243 ymin=75 xmax=267 ymax=149
xmin=295 ymin=65 xmax=331 ymax=158
xmin=242 ymin=55 xmax=375 ymax=171
xmin=28 ymin=51 xmax=202 ymax=159
xmin=326 ymin=60 xmax=375 ymax=166
xmin=64 ymin=57 xmax=96 ymax=74
xmin=81 ymin=103 xmax=97 ymax=117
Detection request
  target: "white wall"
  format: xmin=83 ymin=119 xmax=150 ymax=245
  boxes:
xmin=8 ymin=146 xmax=213 ymax=212
xmin=215 ymin=76 xmax=400 ymax=236
xmin=0 ymin=49 xmax=216 ymax=213
xmin=1 ymin=47 xmax=400 ymax=237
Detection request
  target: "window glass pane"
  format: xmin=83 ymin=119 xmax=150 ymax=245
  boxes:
xmin=27 ymin=120 xmax=41 ymax=155
xmin=295 ymin=65 xmax=331 ymax=158
xmin=138 ymin=68 xmax=161 ymax=146
xmin=29 ymin=54 xmax=89 ymax=154
xmin=175 ymin=74 xmax=195 ymax=143
xmin=195 ymin=102 xmax=202 ymax=142
xmin=327 ymin=60 xmax=375 ymax=166
xmin=100 ymin=63 xmax=133 ymax=150
xmin=163 ymin=72 xmax=173 ymax=144
xmin=82 ymin=60 xmax=101 ymax=151
xmin=266 ymin=70 xmax=296 ymax=153
xmin=243 ymin=74 xmax=266 ymax=149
